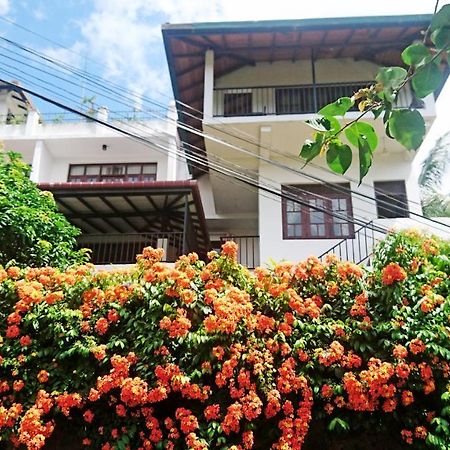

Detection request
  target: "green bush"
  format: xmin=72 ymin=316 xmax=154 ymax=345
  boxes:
xmin=0 ymin=231 xmax=448 ymax=449
xmin=0 ymin=151 xmax=87 ymax=268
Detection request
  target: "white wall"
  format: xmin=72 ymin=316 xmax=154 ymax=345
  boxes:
xmin=258 ymin=150 xmax=425 ymax=265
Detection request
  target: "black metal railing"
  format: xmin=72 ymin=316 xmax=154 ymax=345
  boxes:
xmin=213 ymin=81 xmax=418 ymax=117
xmin=318 ymin=221 xmax=376 ymax=265
xmin=220 ymin=236 xmax=260 ymax=268
xmin=78 ymin=232 xmax=183 ymax=265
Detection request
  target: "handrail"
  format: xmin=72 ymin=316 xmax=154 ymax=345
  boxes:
xmin=318 ymin=220 xmax=376 ymax=265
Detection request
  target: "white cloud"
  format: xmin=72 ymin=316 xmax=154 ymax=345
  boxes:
xmin=40 ymin=0 xmax=450 ymax=111
xmin=0 ymin=0 xmax=10 ymax=15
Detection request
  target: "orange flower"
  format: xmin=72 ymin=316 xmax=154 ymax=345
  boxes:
xmin=37 ymin=370 xmax=49 ymax=383
xmin=20 ymin=335 xmax=32 ymax=347
xmin=381 ymin=263 xmax=407 ymax=285
xmin=409 ymin=339 xmax=426 ymax=355
xmin=95 ymin=317 xmax=109 ymax=335
xmin=6 ymin=325 xmax=20 ymax=339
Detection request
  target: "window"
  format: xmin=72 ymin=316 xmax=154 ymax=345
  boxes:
xmin=374 ymin=180 xmax=409 ymax=218
xmin=282 ymin=184 xmax=354 ymax=239
xmin=223 ymin=92 xmax=252 ymax=116
xmin=68 ymin=163 xmax=157 ymax=183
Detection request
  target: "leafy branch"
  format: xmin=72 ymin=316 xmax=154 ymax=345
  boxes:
xmin=300 ymin=4 xmax=450 ymax=183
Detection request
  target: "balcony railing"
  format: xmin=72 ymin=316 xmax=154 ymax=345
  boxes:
xmin=213 ymin=81 xmax=419 ymax=117
xmin=78 ymin=232 xmax=183 ymax=265
xmin=0 ymin=109 xmax=168 ymax=126
xmin=220 ymin=235 xmax=260 ymax=268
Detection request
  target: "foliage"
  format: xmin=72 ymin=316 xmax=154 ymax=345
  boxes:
xmin=419 ymin=132 xmax=450 ymax=217
xmin=0 ymin=151 xmax=88 ymax=268
xmin=0 ymin=231 xmax=449 ymax=449
xmin=300 ymin=5 xmax=450 ymax=183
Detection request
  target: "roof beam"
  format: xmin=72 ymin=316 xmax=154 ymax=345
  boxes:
xmin=56 ymin=198 xmax=108 ymax=234
xmin=75 ymin=197 xmax=124 ymax=233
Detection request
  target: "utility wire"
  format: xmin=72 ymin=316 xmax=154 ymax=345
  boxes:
xmin=0 ymin=78 xmax=392 ymax=236
xmin=0 ymin=41 xmax=448 ymax=231
xmin=0 ymin=28 xmax=434 ymax=212
xmin=0 ymin=64 xmax=416 ymax=231
xmin=0 ymin=36 xmax=424 ymax=214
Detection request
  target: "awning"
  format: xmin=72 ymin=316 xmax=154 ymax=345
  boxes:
xmin=38 ymin=180 xmax=210 ymax=254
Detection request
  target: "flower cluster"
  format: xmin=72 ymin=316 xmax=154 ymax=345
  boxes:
xmin=0 ymin=231 xmax=448 ymax=449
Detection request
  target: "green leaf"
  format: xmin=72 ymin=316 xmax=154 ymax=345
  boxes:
xmin=412 ymin=62 xmax=443 ymax=98
xmin=401 ymin=43 xmax=431 ymax=66
xmin=358 ymin=137 xmax=373 ymax=184
xmin=388 ymin=109 xmax=425 ymax=150
xmin=326 ymin=142 xmax=352 ymax=174
xmin=431 ymin=5 xmax=450 ymax=31
xmin=431 ymin=26 xmax=450 ymax=49
xmin=318 ymin=97 xmax=353 ymax=116
xmin=328 ymin=417 xmax=349 ymax=432
xmin=305 ymin=116 xmax=340 ymax=133
xmin=300 ymin=139 xmax=322 ymax=163
xmin=376 ymin=67 xmax=407 ymax=90
xmin=345 ymin=122 xmax=378 ymax=151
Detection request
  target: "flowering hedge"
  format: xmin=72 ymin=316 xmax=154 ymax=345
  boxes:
xmin=0 ymin=230 xmax=449 ymax=450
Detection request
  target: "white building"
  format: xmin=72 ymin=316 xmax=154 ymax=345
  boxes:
xmin=162 ymin=15 xmax=450 ymax=265
xmin=1 ymin=15 xmax=449 ymax=267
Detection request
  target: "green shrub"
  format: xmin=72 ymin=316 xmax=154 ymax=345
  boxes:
xmin=0 ymin=151 xmax=87 ymax=268
xmin=0 ymin=231 xmax=448 ymax=449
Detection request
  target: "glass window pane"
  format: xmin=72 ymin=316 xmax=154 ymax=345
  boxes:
xmin=287 ymin=211 xmax=301 ymax=224
xmin=127 ymin=165 xmax=141 ymax=174
xmin=143 ymin=164 xmax=157 ymax=174
xmin=287 ymin=225 xmax=296 ymax=237
xmin=69 ymin=166 xmax=84 ymax=176
xmin=86 ymin=165 xmax=100 ymax=175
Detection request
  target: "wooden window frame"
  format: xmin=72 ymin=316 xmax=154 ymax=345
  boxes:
xmin=282 ymin=183 xmax=355 ymax=240
xmin=374 ymin=180 xmax=409 ymax=219
xmin=67 ymin=163 xmax=157 ymax=183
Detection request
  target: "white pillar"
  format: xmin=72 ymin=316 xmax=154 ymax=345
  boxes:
xmin=203 ymin=50 xmax=214 ymax=120
xmin=30 ymin=141 xmax=52 ymax=183
xmin=25 ymin=110 xmax=40 ymax=135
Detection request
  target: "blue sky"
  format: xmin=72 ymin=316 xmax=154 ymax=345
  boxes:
xmin=1 ymin=0 xmax=449 ymax=191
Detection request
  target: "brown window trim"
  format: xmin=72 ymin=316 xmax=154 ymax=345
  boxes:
xmin=281 ymin=183 xmax=355 ymax=240
xmin=67 ymin=163 xmax=157 ymax=183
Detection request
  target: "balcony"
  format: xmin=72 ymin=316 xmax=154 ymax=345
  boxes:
xmin=213 ymin=81 xmax=418 ymax=118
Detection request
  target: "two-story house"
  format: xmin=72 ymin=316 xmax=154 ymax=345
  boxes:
xmin=2 ymin=15 xmax=449 ymax=269
xmin=162 ymin=15 xmax=450 ymax=265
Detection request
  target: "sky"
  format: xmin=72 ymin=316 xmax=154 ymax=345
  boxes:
xmin=0 ymin=0 xmax=449 ymax=192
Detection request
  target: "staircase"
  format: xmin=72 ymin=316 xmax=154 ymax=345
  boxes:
xmin=318 ymin=221 xmax=378 ymax=265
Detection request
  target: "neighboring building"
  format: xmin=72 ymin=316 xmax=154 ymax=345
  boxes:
xmin=162 ymin=15 xmax=450 ymax=265
xmin=2 ymin=16 xmax=450 ymax=268
xmin=0 ymin=82 xmax=209 ymax=264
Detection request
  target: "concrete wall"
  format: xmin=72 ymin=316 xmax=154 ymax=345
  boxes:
xmin=257 ymin=148 xmax=447 ymax=264
xmin=215 ymin=58 xmax=379 ymax=88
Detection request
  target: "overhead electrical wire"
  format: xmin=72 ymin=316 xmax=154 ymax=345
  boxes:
xmin=0 ymin=63 xmax=421 ymax=234
xmin=0 ymin=38 xmax=448 ymax=232
xmin=0 ymin=36 xmax=424 ymax=215
xmin=0 ymin=26 xmax=435 ymax=212
xmin=0 ymin=77 xmax=394 ymax=237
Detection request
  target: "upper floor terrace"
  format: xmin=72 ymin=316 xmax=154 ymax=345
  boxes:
xmin=162 ymin=14 xmax=436 ymax=174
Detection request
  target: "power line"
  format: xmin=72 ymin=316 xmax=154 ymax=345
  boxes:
xmin=0 ymin=78 xmax=392 ymax=237
xmin=0 ymin=41 xmax=448 ymax=231
xmin=0 ymin=62 xmax=417 ymax=231
xmin=0 ymin=25 xmax=436 ymax=212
